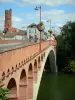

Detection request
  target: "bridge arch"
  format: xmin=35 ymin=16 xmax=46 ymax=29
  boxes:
xmin=7 ymin=78 xmax=17 ymax=100
xmin=19 ymin=69 xmax=27 ymax=100
xmin=41 ymin=54 xmax=43 ymax=61
xmin=38 ymin=56 xmax=41 ymax=70
xmin=44 ymin=50 xmax=57 ymax=72
xmin=34 ymin=59 xmax=38 ymax=82
xmin=28 ymin=63 xmax=33 ymax=99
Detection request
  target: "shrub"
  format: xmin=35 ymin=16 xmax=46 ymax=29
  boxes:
xmin=0 ymin=80 xmax=9 ymax=100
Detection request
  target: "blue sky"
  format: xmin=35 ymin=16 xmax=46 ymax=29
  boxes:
xmin=0 ymin=0 xmax=75 ymax=34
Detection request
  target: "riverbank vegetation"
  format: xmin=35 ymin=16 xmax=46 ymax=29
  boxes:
xmin=56 ymin=21 xmax=75 ymax=73
xmin=0 ymin=80 xmax=9 ymax=100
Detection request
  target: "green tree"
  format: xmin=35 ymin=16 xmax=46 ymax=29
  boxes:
xmin=56 ymin=21 xmax=75 ymax=72
xmin=48 ymin=29 xmax=53 ymax=35
xmin=0 ymin=80 xmax=9 ymax=100
xmin=48 ymin=29 xmax=53 ymax=40
xmin=65 ymin=60 xmax=75 ymax=73
xmin=56 ymin=35 xmax=68 ymax=71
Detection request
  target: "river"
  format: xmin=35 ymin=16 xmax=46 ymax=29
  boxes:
xmin=37 ymin=72 xmax=75 ymax=100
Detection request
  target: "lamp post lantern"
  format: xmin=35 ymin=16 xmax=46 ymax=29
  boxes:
xmin=34 ymin=6 xmax=42 ymax=52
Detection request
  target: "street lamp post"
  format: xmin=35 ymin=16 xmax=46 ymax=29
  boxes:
xmin=47 ymin=19 xmax=52 ymax=40
xmin=47 ymin=19 xmax=51 ymax=30
xmin=35 ymin=6 xmax=42 ymax=52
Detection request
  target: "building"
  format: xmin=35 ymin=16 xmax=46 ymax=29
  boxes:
xmin=4 ymin=9 xmax=17 ymax=32
xmin=4 ymin=9 xmax=12 ymax=30
xmin=27 ymin=23 xmax=46 ymax=42
xmin=0 ymin=31 xmax=27 ymax=40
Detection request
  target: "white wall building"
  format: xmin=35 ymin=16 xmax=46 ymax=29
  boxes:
xmin=27 ymin=23 xmax=46 ymax=42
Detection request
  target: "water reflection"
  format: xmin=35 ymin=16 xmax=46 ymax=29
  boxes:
xmin=37 ymin=72 xmax=75 ymax=100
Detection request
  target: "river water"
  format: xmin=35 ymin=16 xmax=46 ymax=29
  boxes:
xmin=37 ymin=72 xmax=75 ymax=100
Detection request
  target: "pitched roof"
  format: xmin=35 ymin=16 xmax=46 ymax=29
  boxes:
xmin=27 ymin=23 xmax=37 ymax=27
xmin=27 ymin=23 xmax=45 ymax=31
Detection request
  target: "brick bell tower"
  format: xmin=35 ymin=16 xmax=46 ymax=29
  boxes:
xmin=4 ymin=9 xmax=12 ymax=31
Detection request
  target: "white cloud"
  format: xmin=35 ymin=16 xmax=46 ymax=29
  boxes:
xmin=22 ymin=0 xmax=75 ymax=6
xmin=0 ymin=15 xmax=23 ymax=29
xmin=12 ymin=17 xmax=22 ymax=22
xmin=56 ymin=23 xmax=64 ymax=27
xmin=0 ymin=0 xmax=14 ymax=3
xmin=39 ymin=9 xmax=75 ymax=33
xmin=0 ymin=0 xmax=75 ymax=6
xmin=0 ymin=15 xmax=4 ymax=21
xmin=41 ymin=9 xmax=75 ymax=23
xmin=0 ymin=15 xmax=4 ymax=29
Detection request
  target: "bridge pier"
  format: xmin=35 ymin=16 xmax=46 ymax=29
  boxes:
xmin=19 ymin=84 xmax=28 ymax=100
xmin=28 ymin=76 xmax=33 ymax=100
xmin=34 ymin=69 xmax=38 ymax=83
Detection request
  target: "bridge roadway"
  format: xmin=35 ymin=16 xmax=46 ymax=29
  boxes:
xmin=0 ymin=41 xmax=36 ymax=53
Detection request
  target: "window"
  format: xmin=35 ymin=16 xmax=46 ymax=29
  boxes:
xmin=29 ymin=29 xmax=31 ymax=33
xmin=35 ymin=29 xmax=36 ymax=33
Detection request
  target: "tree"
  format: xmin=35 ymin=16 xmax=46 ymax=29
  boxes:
xmin=0 ymin=80 xmax=9 ymax=100
xmin=48 ymin=29 xmax=53 ymax=39
xmin=64 ymin=60 xmax=75 ymax=73
xmin=56 ymin=35 xmax=68 ymax=71
xmin=2 ymin=28 xmax=8 ymax=40
xmin=61 ymin=21 xmax=75 ymax=58
xmin=56 ymin=21 xmax=75 ymax=72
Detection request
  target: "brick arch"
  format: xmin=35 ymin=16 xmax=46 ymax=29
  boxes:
xmin=7 ymin=68 xmax=10 ymax=77
xmin=41 ymin=54 xmax=43 ymax=61
xmin=34 ymin=59 xmax=38 ymax=82
xmin=19 ymin=69 xmax=27 ymax=100
xmin=38 ymin=56 xmax=41 ymax=70
xmin=21 ymin=61 xmax=24 ymax=66
xmin=11 ymin=66 xmax=14 ymax=74
xmin=19 ymin=62 xmax=21 ymax=68
xmin=2 ymin=72 xmax=5 ymax=80
xmin=44 ymin=49 xmax=57 ymax=72
xmin=28 ymin=63 xmax=33 ymax=99
xmin=43 ymin=52 xmax=45 ymax=58
xmin=44 ymin=52 xmax=45 ymax=57
xmin=7 ymin=78 xmax=17 ymax=100
xmin=49 ymin=50 xmax=57 ymax=72
xmin=15 ymin=64 xmax=19 ymax=70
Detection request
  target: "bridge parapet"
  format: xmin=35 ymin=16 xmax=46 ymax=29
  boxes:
xmin=0 ymin=40 xmax=24 ymax=44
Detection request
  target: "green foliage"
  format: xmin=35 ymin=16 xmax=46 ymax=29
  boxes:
xmin=38 ymin=21 xmax=44 ymax=26
xmin=0 ymin=80 xmax=9 ymax=100
xmin=38 ymin=21 xmax=45 ymax=31
xmin=48 ymin=29 xmax=53 ymax=35
xmin=56 ymin=21 xmax=75 ymax=72
xmin=65 ymin=60 xmax=75 ymax=73
xmin=2 ymin=29 xmax=7 ymax=34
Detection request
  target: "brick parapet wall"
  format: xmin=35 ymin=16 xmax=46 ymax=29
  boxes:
xmin=0 ymin=40 xmax=25 ymax=44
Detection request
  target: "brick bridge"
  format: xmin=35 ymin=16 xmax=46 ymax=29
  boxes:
xmin=0 ymin=40 xmax=57 ymax=100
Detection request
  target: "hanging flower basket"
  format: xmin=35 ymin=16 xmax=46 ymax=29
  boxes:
xmin=37 ymin=22 xmax=45 ymax=31
xmin=38 ymin=25 xmax=45 ymax=31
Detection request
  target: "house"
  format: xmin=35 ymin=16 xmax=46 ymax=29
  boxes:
xmin=27 ymin=23 xmax=45 ymax=42
xmin=15 ymin=31 xmax=28 ymax=40
xmin=0 ymin=31 xmax=27 ymax=40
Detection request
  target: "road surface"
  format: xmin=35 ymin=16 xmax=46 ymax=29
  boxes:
xmin=0 ymin=41 xmax=38 ymax=53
